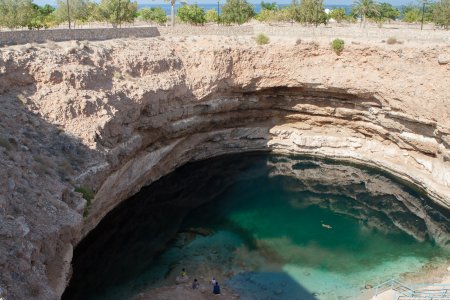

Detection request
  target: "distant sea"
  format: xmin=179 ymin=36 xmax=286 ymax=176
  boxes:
xmin=137 ymin=3 xmax=353 ymax=15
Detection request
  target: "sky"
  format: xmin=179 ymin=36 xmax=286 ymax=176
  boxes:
xmin=33 ymin=0 xmax=419 ymax=7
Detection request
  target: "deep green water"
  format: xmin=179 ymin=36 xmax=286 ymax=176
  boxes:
xmin=63 ymin=154 xmax=450 ymax=300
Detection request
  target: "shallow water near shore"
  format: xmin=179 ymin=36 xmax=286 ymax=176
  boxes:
xmin=63 ymin=153 xmax=450 ymax=300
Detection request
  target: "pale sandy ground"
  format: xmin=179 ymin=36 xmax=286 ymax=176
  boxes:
xmin=134 ymin=266 xmax=450 ymax=300
xmin=133 ymin=277 xmax=240 ymax=300
xmin=370 ymin=265 xmax=450 ymax=300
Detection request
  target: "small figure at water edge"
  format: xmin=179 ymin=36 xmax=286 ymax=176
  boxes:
xmin=192 ymin=278 xmax=199 ymax=289
xmin=175 ymin=268 xmax=189 ymax=284
xmin=181 ymin=268 xmax=187 ymax=278
xmin=211 ymin=277 xmax=216 ymax=286
xmin=213 ymin=282 xmax=221 ymax=295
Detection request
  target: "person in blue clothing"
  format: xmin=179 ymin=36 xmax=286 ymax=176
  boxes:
xmin=213 ymin=281 xmax=221 ymax=295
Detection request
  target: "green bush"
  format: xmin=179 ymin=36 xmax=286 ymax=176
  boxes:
xmin=433 ymin=0 xmax=450 ymax=29
xmin=255 ymin=33 xmax=270 ymax=45
xmin=386 ymin=37 xmax=397 ymax=44
xmin=403 ymin=8 xmax=421 ymax=23
xmin=221 ymin=0 xmax=255 ymax=24
xmin=331 ymin=38 xmax=344 ymax=55
xmin=256 ymin=8 xmax=292 ymax=23
xmin=75 ymin=186 xmax=94 ymax=217
xmin=329 ymin=8 xmax=346 ymax=23
xmin=0 ymin=136 xmax=13 ymax=151
xmin=177 ymin=4 xmax=206 ymax=25
xmin=138 ymin=7 xmax=168 ymax=25
xmin=205 ymin=9 xmax=219 ymax=23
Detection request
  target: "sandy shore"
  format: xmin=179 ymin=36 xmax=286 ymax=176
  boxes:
xmin=369 ymin=261 xmax=450 ymax=300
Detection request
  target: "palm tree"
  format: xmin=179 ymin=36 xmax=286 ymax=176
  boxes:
xmin=170 ymin=0 xmax=175 ymax=26
xmin=166 ymin=0 xmax=186 ymax=26
xmin=353 ymin=0 xmax=379 ymax=28
xmin=66 ymin=0 xmax=71 ymax=29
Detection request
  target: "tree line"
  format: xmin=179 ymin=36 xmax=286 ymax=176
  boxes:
xmin=0 ymin=0 xmax=138 ymax=29
xmin=0 ymin=0 xmax=448 ymax=30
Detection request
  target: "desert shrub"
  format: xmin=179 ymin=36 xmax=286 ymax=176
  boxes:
xmin=0 ymin=136 xmax=13 ymax=151
xmin=296 ymin=38 xmax=302 ymax=45
xmin=57 ymin=160 xmax=74 ymax=180
xmin=75 ymin=186 xmax=94 ymax=217
xmin=255 ymin=33 xmax=270 ymax=45
xmin=386 ymin=37 xmax=397 ymax=44
xmin=331 ymin=38 xmax=344 ymax=55
xmin=114 ymin=71 xmax=123 ymax=80
xmin=34 ymin=155 xmax=53 ymax=175
xmin=16 ymin=93 xmax=28 ymax=105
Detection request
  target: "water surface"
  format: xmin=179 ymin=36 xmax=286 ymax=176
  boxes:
xmin=63 ymin=153 xmax=450 ymax=300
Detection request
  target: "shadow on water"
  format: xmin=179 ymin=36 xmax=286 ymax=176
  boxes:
xmin=62 ymin=153 xmax=450 ymax=300
xmin=227 ymin=272 xmax=318 ymax=300
xmin=62 ymin=153 xmax=270 ymax=300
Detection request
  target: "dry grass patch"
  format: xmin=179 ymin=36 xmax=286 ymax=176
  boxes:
xmin=255 ymin=33 xmax=270 ymax=45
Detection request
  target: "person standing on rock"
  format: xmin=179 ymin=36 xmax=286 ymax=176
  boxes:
xmin=213 ymin=281 xmax=221 ymax=295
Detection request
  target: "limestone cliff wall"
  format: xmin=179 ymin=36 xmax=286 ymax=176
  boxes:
xmin=0 ymin=36 xmax=449 ymax=299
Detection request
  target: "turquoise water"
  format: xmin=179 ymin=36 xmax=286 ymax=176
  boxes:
xmin=63 ymin=154 xmax=450 ymax=300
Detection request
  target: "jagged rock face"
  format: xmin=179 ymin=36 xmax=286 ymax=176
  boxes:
xmin=0 ymin=36 xmax=449 ymax=299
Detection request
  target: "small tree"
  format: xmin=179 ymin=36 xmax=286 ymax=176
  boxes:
xmin=177 ymin=4 xmax=206 ymax=25
xmin=329 ymin=8 xmax=346 ymax=23
xmin=256 ymin=7 xmax=291 ymax=23
xmin=433 ymin=0 xmax=450 ymax=28
xmin=221 ymin=0 xmax=255 ymax=25
xmin=85 ymin=2 xmax=103 ymax=24
xmin=298 ymin=0 xmax=328 ymax=26
xmin=289 ymin=0 xmax=302 ymax=22
xmin=55 ymin=0 xmax=92 ymax=28
xmin=139 ymin=7 xmax=168 ymax=25
xmin=261 ymin=1 xmax=277 ymax=10
xmin=377 ymin=2 xmax=400 ymax=21
xmin=98 ymin=0 xmax=138 ymax=28
xmin=205 ymin=9 xmax=219 ymax=23
xmin=28 ymin=4 xmax=57 ymax=29
xmin=352 ymin=0 xmax=379 ymax=27
xmin=403 ymin=8 xmax=421 ymax=22
xmin=0 ymin=0 xmax=34 ymax=29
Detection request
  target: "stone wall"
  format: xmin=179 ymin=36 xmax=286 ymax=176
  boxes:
xmin=0 ymin=27 xmax=161 ymax=46
xmin=157 ymin=25 xmax=254 ymax=36
xmin=1 ymin=24 xmax=449 ymax=45
xmin=254 ymin=24 xmax=450 ymax=43
xmin=0 ymin=25 xmax=254 ymax=45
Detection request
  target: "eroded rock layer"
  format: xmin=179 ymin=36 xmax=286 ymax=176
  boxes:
xmin=0 ymin=36 xmax=449 ymax=299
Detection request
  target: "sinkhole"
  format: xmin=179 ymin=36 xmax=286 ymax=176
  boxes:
xmin=62 ymin=153 xmax=450 ymax=300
